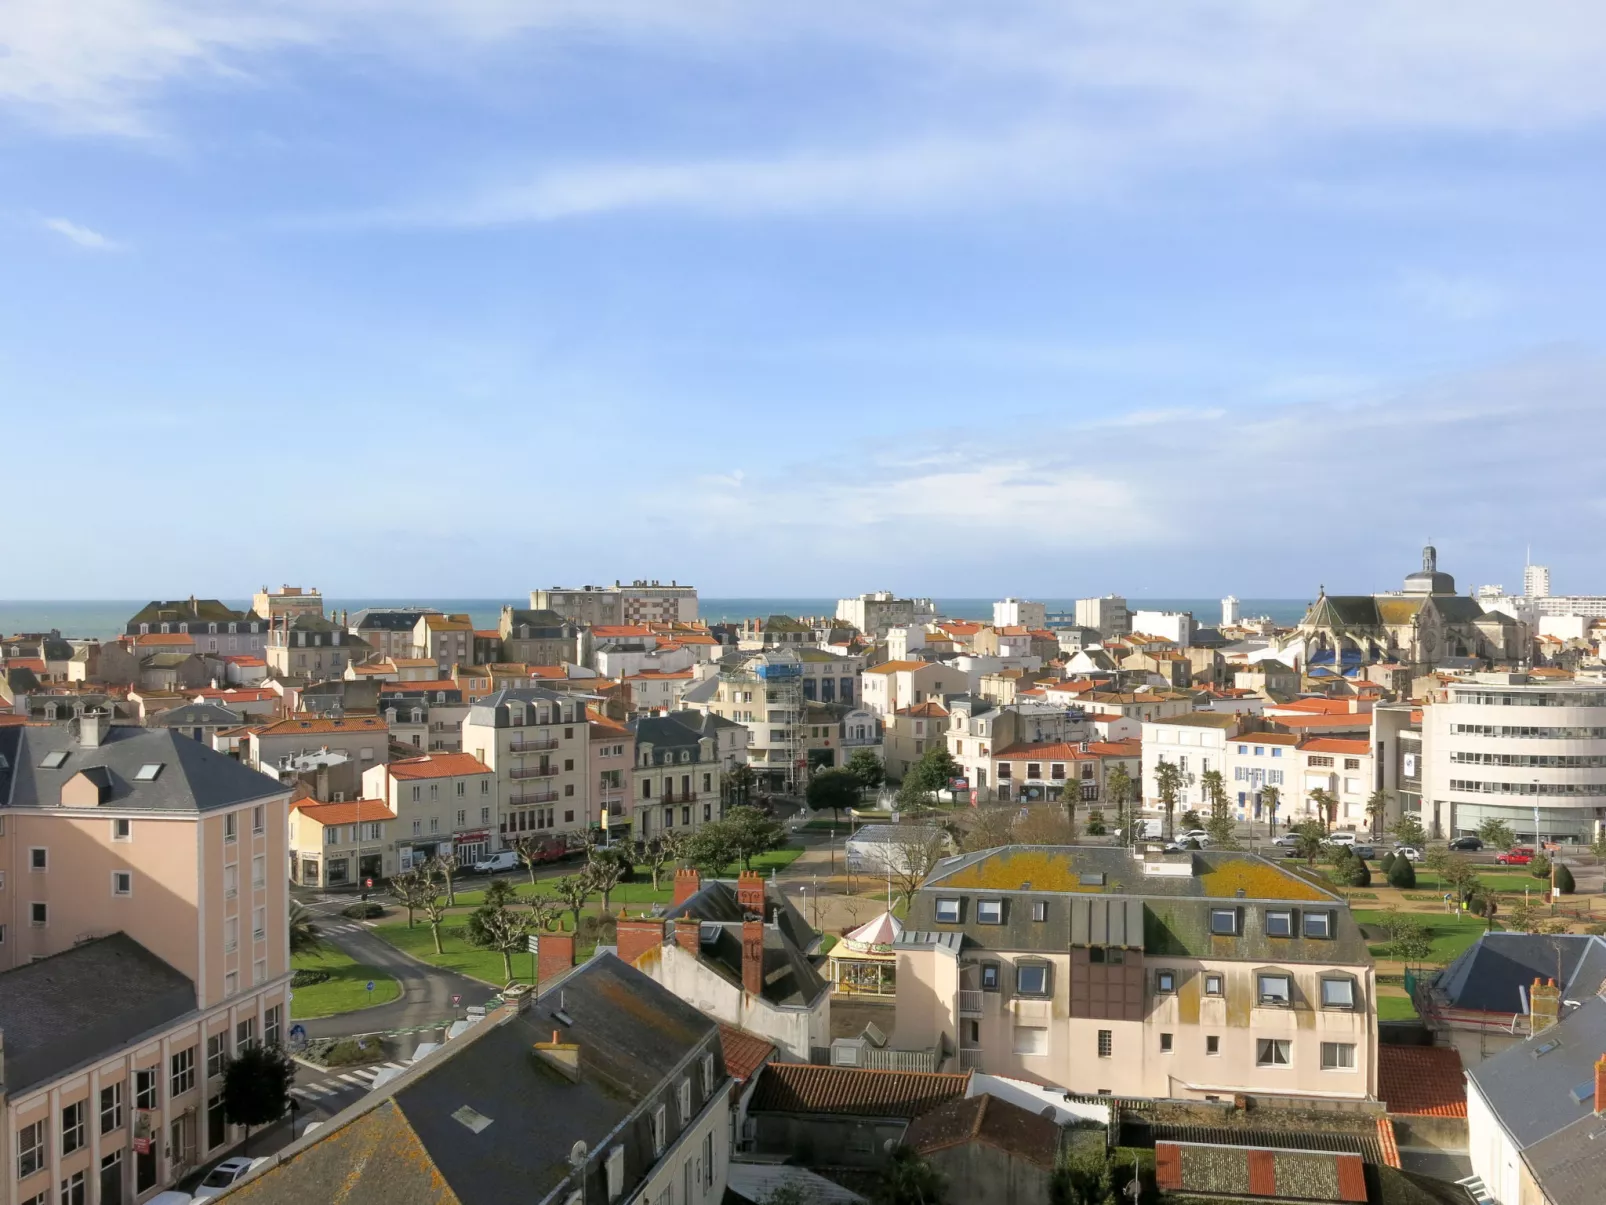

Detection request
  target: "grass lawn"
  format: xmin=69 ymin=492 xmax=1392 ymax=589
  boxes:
xmin=1353 ymin=908 xmax=1494 ymax=963
xmin=1377 ymin=994 xmax=1420 ymax=1021
xmin=1410 ymin=869 xmax=1551 ymax=894
xmin=373 ymin=919 xmax=536 ymax=987
xmin=290 ymin=948 xmax=401 ymax=1019
xmin=447 ymin=848 xmax=805 ymax=910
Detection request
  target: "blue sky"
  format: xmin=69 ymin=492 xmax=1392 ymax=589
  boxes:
xmin=4 ymin=2 xmax=1605 ymax=599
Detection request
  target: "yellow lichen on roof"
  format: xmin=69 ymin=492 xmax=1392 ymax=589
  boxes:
xmin=940 ymin=850 xmax=1109 ymax=893
xmin=1199 ymin=860 xmax=1329 ymax=902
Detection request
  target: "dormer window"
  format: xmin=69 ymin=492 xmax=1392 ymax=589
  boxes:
xmin=1257 ymin=972 xmax=1293 ymax=1006
xmin=935 ymin=898 xmax=960 ymax=923
xmin=1304 ymin=911 xmax=1332 ymax=939
xmin=976 ymin=900 xmax=1003 ymax=924
xmin=1265 ymin=910 xmax=1293 ymax=938
xmin=1210 ymin=909 xmax=1238 ymax=936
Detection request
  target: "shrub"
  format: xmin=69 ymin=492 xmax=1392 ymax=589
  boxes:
xmin=1554 ymin=863 xmax=1576 ymax=894
xmin=1387 ymin=856 xmax=1417 ymax=889
xmin=1530 ymin=852 xmax=1552 ymax=879
xmin=320 ymin=1039 xmax=377 ymax=1067
xmin=1586 ymin=922 xmax=1606 ymax=937
xmin=290 ymin=968 xmax=331 ymax=988
xmin=1085 ymin=810 xmax=1107 ymax=836
xmin=343 ymin=901 xmax=385 ymax=919
xmin=1379 ymin=851 xmax=1395 ymax=875
xmin=1344 ymin=859 xmax=1372 ymax=888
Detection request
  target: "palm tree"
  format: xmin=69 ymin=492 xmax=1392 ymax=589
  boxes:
xmin=1366 ymin=789 xmax=1390 ymax=839
xmin=288 ymin=902 xmax=325 ymax=957
xmin=1260 ymin=784 xmax=1281 ymax=837
xmin=1308 ymin=788 xmax=1337 ymax=834
xmin=1153 ymin=760 xmax=1185 ymax=841
xmin=1106 ymin=764 xmax=1134 ymax=841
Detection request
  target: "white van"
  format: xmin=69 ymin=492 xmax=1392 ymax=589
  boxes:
xmin=1117 ymin=818 xmax=1164 ymax=841
xmin=471 ymin=850 xmax=518 ymax=874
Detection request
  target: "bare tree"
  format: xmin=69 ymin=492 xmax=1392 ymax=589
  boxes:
xmin=428 ymin=852 xmax=460 ymax=906
xmin=587 ymin=856 xmax=624 ymax=914
xmin=640 ymin=831 xmax=688 ymax=892
xmin=388 ymin=867 xmax=434 ymax=929
xmin=418 ymin=872 xmax=450 ymax=955
xmin=553 ymin=873 xmax=592 ymax=931
xmin=961 ymin=808 xmax=1016 ymax=853
xmin=884 ymin=828 xmax=953 ymax=911
xmin=1014 ymin=807 xmax=1076 ymax=846
xmin=468 ymin=904 xmax=535 ymax=984
xmin=513 ymin=834 xmax=550 ymax=886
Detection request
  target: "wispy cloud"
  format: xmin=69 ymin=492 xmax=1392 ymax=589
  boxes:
xmin=41 ymin=217 xmax=119 ymax=250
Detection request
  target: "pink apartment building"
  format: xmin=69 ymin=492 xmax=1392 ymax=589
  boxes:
xmin=0 ymin=712 xmax=292 ymax=1205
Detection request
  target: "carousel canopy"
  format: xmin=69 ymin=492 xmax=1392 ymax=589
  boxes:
xmin=843 ymin=911 xmax=903 ymax=950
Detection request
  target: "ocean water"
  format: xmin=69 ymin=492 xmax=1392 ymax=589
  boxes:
xmin=0 ymin=596 xmax=1314 ymax=641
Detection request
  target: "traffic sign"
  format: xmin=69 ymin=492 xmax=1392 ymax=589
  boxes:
xmin=366 ymin=980 xmax=375 ymax=994
xmin=452 ymin=993 xmax=461 ymax=1006
xmin=365 ymin=877 xmax=374 ymax=889
xmin=527 ymin=934 xmax=540 ymax=955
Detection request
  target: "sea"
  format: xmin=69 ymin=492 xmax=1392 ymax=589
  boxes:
xmin=0 ymin=597 xmax=1315 ymax=641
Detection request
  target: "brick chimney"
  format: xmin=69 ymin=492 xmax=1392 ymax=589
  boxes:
xmin=673 ymin=868 xmax=702 ymax=907
xmin=742 ymin=918 xmax=764 ymax=997
xmin=1596 ymin=1055 xmax=1606 ymax=1116
xmin=615 ymin=915 xmax=666 ymax=967
xmin=736 ymin=870 xmax=765 ymax=917
xmin=537 ymin=930 xmax=575 ymax=985
xmin=675 ymin=917 xmax=701 ymax=954
xmin=1532 ymin=977 xmax=1562 ymax=1034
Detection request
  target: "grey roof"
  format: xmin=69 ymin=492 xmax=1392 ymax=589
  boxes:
xmin=1468 ymin=995 xmax=1606 ymax=1198
xmin=3 ymin=722 xmax=284 ymax=813
xmin=1435 ymin=933 xmax=1606 ymax=1014
xmin=679 ymin=676 xmax=720 ymax=705
xmin=350 ymin=607 xmax=440 ymax=631
xmin=726 ymin=1164 xmax=867 ymax=1205
xmin=628 ymin=714 xmax=713 ymax=763
xmin=0 ymin=933 xmax=195 ymax=1091
xmin=665 ymin=880 xmax=826 ymax=1008
xmin=465 ymin=686 xmax=575 ymax=728
xmin=160 ymin=702 xmax=244 ymax=728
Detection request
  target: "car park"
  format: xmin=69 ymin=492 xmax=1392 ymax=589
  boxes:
xmin=1448 ymin=835 xmax=1484 ymax=851
xmin=1497 ymin=848 xmax=1535 ymax=865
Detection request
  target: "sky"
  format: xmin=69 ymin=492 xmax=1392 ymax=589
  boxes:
xmin=4 ymin=1 xmax=1606 ymax=599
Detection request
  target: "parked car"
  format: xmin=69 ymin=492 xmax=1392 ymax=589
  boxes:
xmin=471 ymin=849 xmax=519 ymax=875
xmin=1325 ymin=831 xmax=1358 ymax=846
xmin=1352 ymin=845 xmax=1376 ymax=860
xmin=1448 ymin=835 xmax=1485 ymax=851
xmin=191 ymin=1157 xmax=269 ymax=1202
xmin=1271 ymin=834 xmax=1302 ymax=848
xmin=1497 ymin=848 xmax=1535 ymax=865
xmin=1177 ymin=829 xmax=1211 ymax=844
xmin=1393 ymin=845 xmax=1424 ymax=862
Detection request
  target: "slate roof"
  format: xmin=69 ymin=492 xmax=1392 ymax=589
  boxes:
xmin=1377 ymin=1046 xmax=1467 ymax=1117
xmin=465 ymin=686 xmax=575 ymax=727
xmin=227 ymin=954 xmax=724 ymax=1205
xmin=0 ymin=933 xmax=195 ymax=1092
xmin=126 ymin=598 xmax=246 ymax=629
xmin=2 ymin=722 xmax=284 ymax=813
xmin=905 ymin=1093 xmax=1062 ymax=1170
xmin=749 ymin=1064 xmax=971 ymax=1119
xmin=663 ymin=880 xmax=827 ymax=1008
xmin=160 ymin=702 xmax=244 ymax=728
xmin=1435 ymin=933 xmax=1606 ymax=1014
xmin=351 ymin=607 xmax=440 ymax=631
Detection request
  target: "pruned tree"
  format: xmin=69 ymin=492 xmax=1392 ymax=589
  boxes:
xmin=513 ymin=833 xmax=551 ymax=886
xmin=587 ymin=855 xmax=624 ymax=913
xmin=1153 ymin=759 xmax=1185 ymax=841
xmin=428 ymin=852 xmax=460 ymax=906
xmin=388 ymin=866 xmax=434 ymax=928
xmin=466 ymin=901 xmax=536 ymax=984
xmin=552 ymin=873 xmax=592 ymax=931
xmin=639 ymin=830 xmax=688 ymax=892
xmin=885 ymin=828 xmax=952 ymax=911
xmin=419 ymin=872 xmax=451 ymax=955
xmin=221 ymin=1043 xmax=297 ymax=1154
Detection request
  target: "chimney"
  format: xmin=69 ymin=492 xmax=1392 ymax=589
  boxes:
xmin=615 ymin=916 xmax=666 ymax=967
xmin=1532 ymin=977 xmax=1562 ymax=1035
xmin=1596 ymin=1055 xmax=1606 ymax=1116
xmin=673 ymin=868 xmax=702 ymax=907
xmin=538 ymin=930 xmax=576 ymax=985
xmin=736 ymin=870 xmax=765 ymax=917
xmin=675 ymin=917 xmax=701 ymax=954
xmin=533 ymin=1030 xmax=582 ymax=1082
xmin=742 ymin=918 xmax=765 ymax=997
xmin=79 ymin=708 xmax=107 ymax=748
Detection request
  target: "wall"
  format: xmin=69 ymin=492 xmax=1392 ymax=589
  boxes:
xmin=1466 ymin=1079 xmax=1526 ymax=1205
xmin=751 ymin=1113 xmax=907 ymax=1168
xmin=925 ymin=1141 xmax=1054 ymax=1205
xmin=633 ymin=940 xmax=824 ymax=1062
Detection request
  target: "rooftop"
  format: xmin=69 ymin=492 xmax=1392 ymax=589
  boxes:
xmin=1377 ymin=1046 xmax=1467 ymax=1118
xmin=904 ymin=1093 xmax=1062 ymax=1170
xmin=292 ymin=798 xmax=397 ymax=826
xmin=383 ymin=752 xmax=492 ymax=780
xmin=749 ymin=1064 xmax=971 ymax=1119
xmin=927 ymin=845 xmax=1337 ymax=902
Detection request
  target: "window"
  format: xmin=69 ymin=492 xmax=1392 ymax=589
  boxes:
xmin=225 ymin=916 xmax=238 ymax=953
xmin=253 ymin=906 xmax=266 ymax=941
xmin=208 ymin=1033 xmax=227 ymax=1078
xmin=61 ymin=1101 xmax=84 ymax=1155
xmin=1265 ymin=910 xmax=1292 ymax=938
xmin=253 ymin=805 xmax=265 ymax=834
xmin=171 ymin=1046 xmax=195 ymax=1096
xmin=224 ymin=812 xmax=237 ymax=843
xmin=113 ymin=818 xmax=131 ymax=841
xmin=135 ymin=1068 xmax=157 ymax=1110
xmin=112 ymin=870 xmax=131 ymax=896
xmin=1031 ymin=900 xmax=1047 ymax=922
xmin=981 ymin=963 xmax=1000 ymax=991
xmin=652 ymin=1104 xmax=667 ymax=1155
xmin=702 ymin=1052 xmax=716 ymax=1096
xmin=1156 ymin=970 xmax=1177 ymax=994
xmin=976 ymin=899 xmax=1003 ymax=924
xmin=1257 ymin=973 xmax=1293 ymax=1006
xmin=30 ymin=847 xmax=46 ymax=871
xmin=1204 ymin=973 xmax=1223 ymax=996
xmin=134 ymin=763 xmax=162 ymax=782
xmin=678 ymin=1077 xmax=692 ymax=1123
xmin=412 ymin=819 xmax=422 ymax=835
xmin=60 ymin=1171 xmax=85 ymax=1205
xmin=1210 ymin=909 xmax=1237 ymax=936
xmin=935 ymin=898 xmax=960 ymax=923
xmin=456 ymin=809 xmax=466 ymax=826
xmin=225 ymin=970 xmax=238 ymax=997
xmin=18 ymin=1119 xmax=46 ymax=1178
xmin=1097 ymin=1030 xmax=1112 ymax=1058
xmin=1304 ymin=911 xmax=1332 ymax=939
xmin=1206 ymin=1035 xmax=1220 ymax=1056
xmin=1016 ymin=963 xmax=1049 ymax=996
xmin=265 ymin=1005 xmax=282 ymax=1048
xmin=224 ymin=864 xmax=237 ymax=899
xmin=1012 ymin=1026 xmax=1048 ymax=1055
xmin=1257 ymin=1039 xmax=1292 ymax=1066
xmin=430 ymin=818 xmax=439 ymax=833
xmin=100 ymin=1081 xmax=123 ymax=1133
xmin=1321 ymin=1042 xmax=1357 ymax=1070
xmin=237 ymin=1016 xmax=256 ymax=1050
xmin=1321 ymin=978 xmax=1356 ymax=1009
xmin=31 ymin=902 xmax=47 ymax=927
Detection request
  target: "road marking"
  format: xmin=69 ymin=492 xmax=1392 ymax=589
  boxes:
xmin=293 ymin=1084 xmax=335 ymax=1098
xmin=338 ymin=1073 xmax=369 ymax=1085
xmin=381 ymin=1061 xmax=406 ymax=1071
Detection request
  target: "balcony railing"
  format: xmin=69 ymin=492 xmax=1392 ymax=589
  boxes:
xmin=958 ymin=1049 xmax=984 ymax=1071
xmin=508 ymin=790 xmax=560 ymax=806
xmin=959 ymin=990 xmax=983 ymax=1017
xmin=508 ymin=765 xmax=559 ymax=780
xmin=509 ymin=737 xmax=559 ymax=753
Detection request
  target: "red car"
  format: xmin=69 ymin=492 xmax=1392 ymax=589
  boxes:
xmin=1496 ymin=848 xmax=1534 ymax=865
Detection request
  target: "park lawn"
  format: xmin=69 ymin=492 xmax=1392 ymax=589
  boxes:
xmin=1410 ymin=869 xmax=1549 ymax=894
xmin=1353 ymin=909 xmax=1494 ymax=963
xmin=290 ymin=948 xmax=401 ymax=1019
xmin=373 ymin=918 xmax=536 ymax=987
xmin=447 ymin=847 xmax=804 ymax=910
xmin=1377 ymin=994 xmax=1420 ymax=1022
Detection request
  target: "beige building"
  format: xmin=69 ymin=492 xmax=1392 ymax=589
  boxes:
xmin=589 ymin=709 xmax=633 ymax=837
xmin=861 ymin=660 xmax=957 ymax=718
xmin=890 ymin=846 xmax=1377 ymax=1103
xmin=244 ymin=714 xmax=391 ymax=781
xmin=361 ymin=752 xmax=497 ymax=870
xmin=288 ymin=797 xmax=396 ymax=887
xmin=532 ymin=580 xmax=699 ymax=625
xmin=250 ymin=585 xmax=324 ymax=623
xmin=462 ymin=688 xmax=592 ymax=849
xmin=264 ymin=615 xmax=371 ymax=680
xmin=628 ymin=714 xmax=726 ymax=841
xmin=0 ymin=714 xmax=292 ymax=1202
xmin=412 ymin=614 xmax=473 ymax=675
xmin=884 ymin=701 xmax=952 ymax=780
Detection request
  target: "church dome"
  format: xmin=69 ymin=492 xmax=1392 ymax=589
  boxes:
xmin=1403 ymin=544 xmax=1456 ymax=595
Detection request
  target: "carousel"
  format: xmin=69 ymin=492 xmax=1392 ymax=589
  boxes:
xmin=827 ymin=910 xmax=902 ymax=997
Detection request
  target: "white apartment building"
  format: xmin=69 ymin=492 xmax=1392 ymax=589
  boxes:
xmin=1131 ymin=610 xmax=1193 ymax=648
xmin=993 ymin=599 xmax=1047 ymax=629
xmin=1423 ymin=673 xmax=1606 ymax=843
xmin=835 ymin=592 xmax=937 ymax=637
xmin=461 ymin=687 xmax=593 ymax=848
xmin=532 ymin=580 xmax=699 ymax=625
xmin=1075 ymin=595 xmax=1130 ymax=640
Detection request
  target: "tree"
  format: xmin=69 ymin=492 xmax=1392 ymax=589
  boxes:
xmin=1530 ymin=851 xmax=1552 ymax=880
xmin=1052 ymin=1148 xmax=1118 ymax=1205
xmin=723 ymin=805 xmax=786 ymax=870
xmin=1505 ymin=898 xmax=1545 ymax=935
xmin=1201 ymin=768 xmax=1237 ymax=849
xmin=639 ymin=831 xmax=688 ymax=892
xmin=388 ymin=866 xmax=435 ymax=928
xmin=1308 ymin=788 xmax=1337 ymax=834
xmin=1441 ymin=855 xmax=1479 ymax=900
xmin=1085 ymin=809 xmax=1107 ymax=836
xmin=419 ymin=872 xmax=451 ymax=955
xmin=221 ymin=1042 xmax=296 ymax=1154
xmin=961 ymin=807 xmax=1016 ymax=854
xmin=587 ymin=855 xmax=625 ymax=913
xmin=552 ymin=873 xmax=592 ymax=930
xmin=482 ymin=877 xmax=517 ymax=910
xmin=288 ymin=901 xmax=326 ymax=957
xmin=1181 ymin=809 xmax=1203 ymax=832
xmin=903 ymin=747 xmax=961 ymax=804
xmin=1592 ymin=828 xmax=1606 ymax=861
xmin=1387 ymin=854 xmax=1417 ymax=889
xmin=1153 ymin=760 xmax=1185 ymax=840
xmin=1378 ymin=849 xmax=1395 ymax=875
xmin=513 ymin=833 xmax=552 ymax=886
xmin=1260 ymin=783 xmax=1281 ymax=836
xmin=687 ymin=821 xmax=743 ymax=877
xmin=1014 ymin=807 xmax=1076 ymax=846
xmin=885 ymin=828 xmax=952 ymax=911
xmin=1389 ymin=814 xmax=1428 ymax=848
xmin=873 ymin=1146 xmax=946 ymax=1205
xmin=726 ymin=763 xmax=756 ymax=807
xmin=1292 ymin=819 xmax=1327 ymax=866
xmin=1555 ymin=863 xmax=1577 ymax=894
xmin=1365 ymin=789 xmax=1390 ymax=838
xmin=1106 ymin=764 xmax=1134 ymax=841
xmin=428 ymin=852 xmax=460 ymax=906
xmin=846 ymin=748 xmax=885 ymax=794
xmin=1479 ymin=818 xmax=1515 ymax=852
xmin=1344 ymin=858 xmax=1372 ymax=888
xmin=466 ymin=901 xmax=536 ymax=984
xmin=807 ymin=768 xmax=863 ymax=823
xmin=1384 ymin=910 xmax=1432 ymax=964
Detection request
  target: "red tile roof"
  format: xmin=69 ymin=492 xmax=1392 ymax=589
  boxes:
xmin=1085 ymin=739 xmax=1142 ymax=757
xmin=993 ymin=741 xmax=1097 ymax=761
xmin=134 ymin=633 xmax=195 ymax=647
xmin=3 ymin=658 xmax=46 ymax=673
xmin=897 ymin=701 xmax=949 ymax=718
xmin=1378 ymin=1046 xmax=1467 ymax=1118
xmin=1267 ymin=713 xmax=1373 ymax=729
xmin=592 ymin=625 xmax=653 ymax=638
xmin=717 ymin=1024 xmax=777 ymax=1083
xmin=383 ymin=752 xmax=492 ymax=779
xmin=905 ymin=1094 xmax=1060 ymax=1170
xmin=1299 ymin=738 xmax=1371 ymax=755
xmin=1274 ymin=698 xmax=1363 ymax=714
xmin=748 ymin=1064 xmax=970 ymax=1118
xmin=292 ymin=799 xmax=397 ymax=825
xmin=254 ymin=716 xmax=388 ymax=736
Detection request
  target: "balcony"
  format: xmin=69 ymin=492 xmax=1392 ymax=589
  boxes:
xmin=509 ymin=765 xmax=559 ymax=780
xmin=959 ymin=990 xmax=984 ymax=1017
xmin=958 ymin=1049 xmax=984 ymax=1072
xmin=509 ymin=737 xmax=559 ymax=753
xmin=508 ymin=789 xmax=560 ymax=806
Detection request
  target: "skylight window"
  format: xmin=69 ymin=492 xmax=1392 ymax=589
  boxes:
xmin=40 ymin=750 xmax=68 ymax=769
xmin=134 ymin=764 xmax=163 ymax=782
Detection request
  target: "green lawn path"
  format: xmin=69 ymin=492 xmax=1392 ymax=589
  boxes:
xmin=290 ymin=948 xmax=401 ymax=1019
xmin=1352 ymin=908 xmax=1494 ymax=963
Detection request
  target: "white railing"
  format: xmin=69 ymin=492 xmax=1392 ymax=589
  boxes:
xmin=958 ymin=1049 xmax=984 ymax=1071
xmin=959 ymin=990 xmax=983 ymax=1016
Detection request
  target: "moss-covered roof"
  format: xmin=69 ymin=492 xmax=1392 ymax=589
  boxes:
xmin=928 ymin=846 xmax=1339 ymax=903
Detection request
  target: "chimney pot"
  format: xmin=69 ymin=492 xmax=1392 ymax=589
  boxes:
xmin=742 ymin=917 xmax=764 ymax=997
xmin=673 ymin=868 xmax=702 ymax=907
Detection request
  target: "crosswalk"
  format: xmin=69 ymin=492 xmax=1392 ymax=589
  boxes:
xmin=316 ymin=920 xmax=371 ymax=936
xmin=290 ymin=1061 xmax=408 ymax=1103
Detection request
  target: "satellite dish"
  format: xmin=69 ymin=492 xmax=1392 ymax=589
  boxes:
xmin=569 ymin=1140 xmax=588 ymax=1167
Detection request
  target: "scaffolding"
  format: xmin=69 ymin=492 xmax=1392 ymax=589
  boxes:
xmin=749 ymin=651 xmax=809 ymax=794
